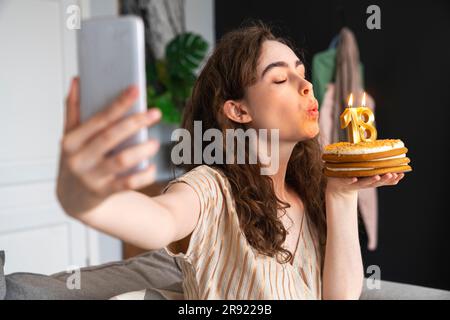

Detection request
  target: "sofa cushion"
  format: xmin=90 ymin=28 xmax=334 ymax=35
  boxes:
xmin=360 ymin=279 xmax=450 ymax=300
xmin=3 ymin=249 xmax=183 ymax=300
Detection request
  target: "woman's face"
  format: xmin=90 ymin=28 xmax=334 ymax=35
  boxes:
xmin=243 ymin=40 xmax=319 ymax=142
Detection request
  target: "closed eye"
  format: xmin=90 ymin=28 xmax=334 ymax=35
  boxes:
xmin=273 ymin=71 xmax=306 ymax=84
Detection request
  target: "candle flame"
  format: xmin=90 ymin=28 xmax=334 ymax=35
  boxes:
xmin=348 ymin=93 xmax=353 ymax=107
xmin=362 ymin=92 xmax=366 ymax=107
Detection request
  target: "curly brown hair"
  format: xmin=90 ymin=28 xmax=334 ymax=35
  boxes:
xmin=177 ymin=21 xmax=327 ymax=267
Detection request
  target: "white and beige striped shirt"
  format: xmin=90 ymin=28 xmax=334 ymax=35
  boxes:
xmin=162 ymin=165 xmax=323 ymax=300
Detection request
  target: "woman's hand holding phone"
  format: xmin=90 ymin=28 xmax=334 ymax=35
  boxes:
xmin=56 ymin=77 xmax=161 ymax=217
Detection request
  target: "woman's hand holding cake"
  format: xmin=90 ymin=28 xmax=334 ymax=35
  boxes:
xmin=326 ymin=172 xmax=405 ymax=196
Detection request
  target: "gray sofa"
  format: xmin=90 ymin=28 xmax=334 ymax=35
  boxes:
xmin=1 ymin=249 xmax=449 ymax=300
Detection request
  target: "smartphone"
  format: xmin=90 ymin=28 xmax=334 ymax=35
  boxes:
xmin=78 ymin=16 xmax=149 ymax=178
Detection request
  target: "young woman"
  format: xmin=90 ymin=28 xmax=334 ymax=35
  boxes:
xmin=56 ymin=23 xmax=404 ymax=300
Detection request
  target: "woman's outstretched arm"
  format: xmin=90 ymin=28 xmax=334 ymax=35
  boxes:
xmin=56 ymin=77 xmax=200 ymax=251
xmin=72 ymin=183 xmax=200 ymax=251
xmin=322 ymin=173 xmax=404 ymax=300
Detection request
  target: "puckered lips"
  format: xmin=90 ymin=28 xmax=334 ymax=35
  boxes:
xmin=306 ymin=99 xmax=319 ymax=118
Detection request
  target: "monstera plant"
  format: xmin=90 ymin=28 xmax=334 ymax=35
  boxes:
xmin=146 ymin=32 xmax=209 ymax=124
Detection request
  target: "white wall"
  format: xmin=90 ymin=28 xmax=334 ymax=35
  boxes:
xmin=0 ymin=0 xmax=88 ymax=275
xmin=185 ymin=0 xmax=215 ymax=50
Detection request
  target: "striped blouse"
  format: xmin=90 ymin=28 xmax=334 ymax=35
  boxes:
xmin=162 ymin=165 xmax=323 ymax=300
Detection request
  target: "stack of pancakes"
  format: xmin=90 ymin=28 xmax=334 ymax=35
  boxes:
xmin=322 ymin=139 xmax=412 ymax=178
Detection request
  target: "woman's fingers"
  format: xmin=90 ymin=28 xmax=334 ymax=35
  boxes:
xmin=89 ymin=139 xmax=160 ymax=181
xmin=357 ymin=173 xmax=405 ymax=189
xmin=384 ymin=173 xmax=404 ymax=186
xmin=349 ymin=175 xmax=381 ymax=188
xmin=332 ymin=172 xmax=406 ymax=192
xmin=63 ymin=77 xmax=80 ymax=134
xmin=368 ymin=173 xmax=396 ymax=188
xmin=62 ymin=85 xmax=139 ymax=155
xmin=72 ymin=108 xmax=161 ymax=172
xmin=376 ymin=173 xmax=406 ymax=187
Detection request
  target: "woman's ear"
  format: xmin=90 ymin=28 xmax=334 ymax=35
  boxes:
xmin=223 ymin=100 xmax=252 ymax=124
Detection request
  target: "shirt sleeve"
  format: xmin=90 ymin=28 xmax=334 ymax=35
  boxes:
xmin=161 ymin=165 xmax=223 ymax=262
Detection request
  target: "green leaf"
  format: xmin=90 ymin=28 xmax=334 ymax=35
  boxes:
xmin=145 ymin=32 xmax=209 ymax=125
xmin=166 ymin=32 xmax=209 ymax=80
xmin=153 ymin=92 xmax=182 ymax=124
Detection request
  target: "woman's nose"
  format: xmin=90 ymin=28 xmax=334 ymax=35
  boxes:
xmin=300 ymin=80 xmax=313 ymax=97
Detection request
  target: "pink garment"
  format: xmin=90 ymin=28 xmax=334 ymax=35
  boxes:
xmin=319 ymin=83 xmax=379 ymax=251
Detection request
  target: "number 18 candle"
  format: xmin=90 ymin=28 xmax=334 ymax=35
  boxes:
xmin=339 ymin=92 xmax=377 ymax=144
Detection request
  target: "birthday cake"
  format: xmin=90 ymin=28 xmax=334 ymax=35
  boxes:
xmin=322 ymin=139 xmax=412 ymax=177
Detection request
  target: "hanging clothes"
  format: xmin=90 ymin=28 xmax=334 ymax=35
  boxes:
xmin=312 ymin=48 xmax=337 ymax=107
xmin=313 ymin=27 xmax=379 ymax=251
